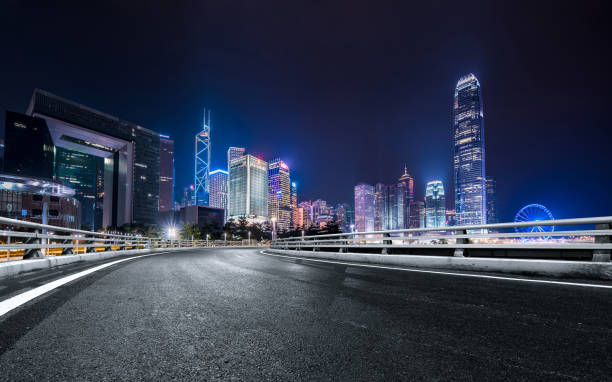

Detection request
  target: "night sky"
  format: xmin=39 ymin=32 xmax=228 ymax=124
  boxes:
xmin=1 ymin=0 xmax=610 ymax=222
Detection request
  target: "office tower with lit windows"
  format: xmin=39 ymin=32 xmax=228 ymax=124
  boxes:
xmin=228 ymin=154 xmax=268 ymax=222
xmin=398 ymin=167 xmax=414 ymax=228
xmin=374 ymin=183 xmax=388 ymax=231
xmin=298 ymin=200 xmax=312 ymax=228
xmin=290 ymin=182 xmax=298 ymax=229
xmin=486 ymin=176 xmax=498 ymax=224
xmin=388 ymin=182 xmax=407 ymax=230
xmin=159 ymin=135 xmax=174 ymax=212
xmin=354 ymin=183 xmax=374 ymax=233
xmin=267 ymin=158 xmax=291 ymax=231
xmin=182 ymin=185 xmax=195 ymax=208
xmin=195 ymin=109 xmax=211 ymax=206
xmin=425 ymin=180 xmax=446 ymax=228
xmin=311 ymin=199 xmax=329 ymax=221
xmin=409 ymin=200 xmax=425 ymax=228
xmin=333 ymin=203 xmax=351 ymax=233
xmin=453 ymin=73 xmax=486 ymax=225
xmin=227 ymin=147 xmax=245 ymax=171
xmin=209 ymin=169 xmax=229 ymax=218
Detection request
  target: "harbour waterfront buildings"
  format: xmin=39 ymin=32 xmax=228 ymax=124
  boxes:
xmin=453 ymin=73 xmax=486 ymax=226
xmin=425 ymin=180 xmax=446 ymax=228
xmin=228 ymin=154 xmax=268 ymax=223
xmin=267 ymin=158 xmax=292 ymax=231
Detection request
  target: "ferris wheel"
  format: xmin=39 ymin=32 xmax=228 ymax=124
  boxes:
xmin=514 ymin=204 xmax=555 ymax=240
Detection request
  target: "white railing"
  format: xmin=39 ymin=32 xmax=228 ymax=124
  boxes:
xmin=0 ymin=216 xmax=261 ymax=262
xmin=271 ymin=216 xmax=612 ymax=262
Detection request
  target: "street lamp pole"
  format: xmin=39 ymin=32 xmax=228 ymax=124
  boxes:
xmin=271 ymin=217 xmax=277 ymax=241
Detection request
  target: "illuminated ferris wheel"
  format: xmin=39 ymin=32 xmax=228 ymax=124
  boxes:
xmin=514 ymin=204 xmax=555 ymax=240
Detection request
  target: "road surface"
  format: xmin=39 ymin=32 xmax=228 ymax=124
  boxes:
xmin=0 ymin=248 xmax=610 ymax=381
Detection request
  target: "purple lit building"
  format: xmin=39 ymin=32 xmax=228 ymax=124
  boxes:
xmin=354 ymin=183 xmax=374 ymax=233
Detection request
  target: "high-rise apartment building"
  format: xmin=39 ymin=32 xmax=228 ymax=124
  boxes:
xmin=486 ymin=176 xmax=498 ymax=224
xmin=354 ymin=183 xmax=374 ymax=233
xmin=195 ymin=109 xmax=211 ymax=206
xmin=209 ymin=169 xmax=229 ymax=218
xmin=267 ymin=158 xmax=291 ymax=231
xmin=453 ymin=73 xmax=486 ymax=226
xmin=228 ymin=154 xmax=268 ymax=222
xmin=159 ymin=135 xmax=174 ymax=212
xmin=425 ymin=180 xmax=446 ymax=228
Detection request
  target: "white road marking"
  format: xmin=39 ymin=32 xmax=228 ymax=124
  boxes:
xmin=259 ymin=250 xmax=612 ymax=290
xmin=0 ymin=252 xmax=168 ymax=317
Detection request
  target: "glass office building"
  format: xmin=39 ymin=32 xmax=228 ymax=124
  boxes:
xmin=354 ymin=183 xmax=374 ymax=233
xmin=209 ymin=169 xmax=228 ymax=216
xmin=425 ymin=180 xmax=446 ymax=228
xmin=159 ymin=135 xmax=174 ymax=213
xmin=453 ymin=74 xmax=486 ymax=226
xmin=267 ymin=158 xmax=292 ymax=231
xmin=228 ymin=154 xmax=268 ymax=222
xmin=486 ymin=176 xmax=498 ymax=224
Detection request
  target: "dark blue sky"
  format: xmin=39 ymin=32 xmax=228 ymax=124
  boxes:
xmin=1 ymin=0 xmax=610 ymax=222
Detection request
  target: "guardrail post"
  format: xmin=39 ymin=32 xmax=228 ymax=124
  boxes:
xmin=454 ymin=229 xmax=468 ymax=257
xmin=61 ymin=238 xmax=74 ymax=255
xmin=593 ymin=223 xmax=611 ymax=262
xmin=23 ymin=230 xmax=43 ymax=259
xmin=382 ymin=233 xmax=391 ymax=254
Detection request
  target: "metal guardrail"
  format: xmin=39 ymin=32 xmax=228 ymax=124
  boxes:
xmin=0 ymin=216 xmax=262 ymax=262
xmin=271 ymin=216 xmax=612 ymax=262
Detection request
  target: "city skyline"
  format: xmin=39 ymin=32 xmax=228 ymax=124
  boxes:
xmin=0 ymin=2 xmax=610 ymax=223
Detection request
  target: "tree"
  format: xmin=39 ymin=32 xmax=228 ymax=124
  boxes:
xmin=180 ymin=222 xmax=201 ymax=240
xmin=320 ymin=218 xmax=341 ymax=235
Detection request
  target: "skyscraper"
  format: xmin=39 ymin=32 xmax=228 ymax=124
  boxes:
xmin=268 ymin=158 xmax=291 ymax=231
xmin=227 ymin=147 xmax=245 ymax=171
xmin=374 ymin=183 xmax=388 ymax=231
xmin=399 ymin=166 xmax=414 ymax=228
xmin=425 ymin=180 xmax=446 ymax=228
xmin=228 ymin=154 xmax=268 ymax=222
xmin=409 ymin=200 xmax=425 ymax=228
xmin=354 ymin=183 xmax=374 ymax=233
xmin=333 ymin=203 xmax=351 ymax=233
xmin=159 ymin=135 xmax=174 ymax=212
xmin=388 ymin=182 xmax=406 ymax=230
xmin=209 ymin=169 xmax=229 ymax=217
xmin=291 ymin=182 xmax=298 ymax=229
xmin=486 ymin=176 xmax=498 ymax=224
xmin=453 ymin=73 xmax=486 ymax=226
xmin=195 ymin=109 xmax=211 ymax=206
xmin=298 ymin=200 xmax=312 ymax=228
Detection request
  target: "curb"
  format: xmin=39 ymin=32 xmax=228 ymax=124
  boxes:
xmin=266 ymin=249 xmax=612 ymax=280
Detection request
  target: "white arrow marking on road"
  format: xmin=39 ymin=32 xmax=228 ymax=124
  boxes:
xmin=259 ymin=251 xmax=612 ymax=290
xmin=0 ymin=253 xmax=165 ymax=317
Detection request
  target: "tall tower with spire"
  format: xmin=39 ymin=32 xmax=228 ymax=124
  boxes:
xmin=195 ymin=108 xmax=211 ymax=206
xmin=399 ymin=166 xmax=415 ymax=228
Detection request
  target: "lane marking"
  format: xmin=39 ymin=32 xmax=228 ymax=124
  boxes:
xmin=0 ymin=252 xmax=169 ymax=317
xmin=259 ymin=251 xmax=612 ymax=290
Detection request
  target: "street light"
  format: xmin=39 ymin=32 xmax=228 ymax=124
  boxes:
xmin=224 ymin=232 xmax=227 ymax=245
xmin=248 ymin=230 xmax=251 ymax=245
xmin=206 ymin=233 xmax=209 ymax=247
xmin=271 ymin=217 xmax=277 ymax=241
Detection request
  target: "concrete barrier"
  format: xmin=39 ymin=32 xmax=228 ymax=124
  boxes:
xmin=266 ymin=249 xmax=612 ymax=280
xmin=0 ymin=247 xmax=194 ymax=279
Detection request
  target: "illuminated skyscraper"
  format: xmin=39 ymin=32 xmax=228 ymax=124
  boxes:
xmin=298 ymin=200 xmax=312 ymax=228
xmin=268 ymin=158 xmax=291 ymax=231
xmin=398 ymin=166 xmax=414 ymax=228
xmin=425 ymin=180 xmax=446 ymax=228
xmin=374 ymin=183 xmax=388 ymax=231
xmin=227 ymin=147 xmax=245 ymax=172
xmin=291 ymin=182 xmax=298 ymax=229
xmin=354 ymin=183 xmax=374 ymax=233
xmin=486 ymin=176 xmax=498 ymax=224
xmin=453 ymin=73 xmax=486 ymax=225
xmin=388 ymin=182 xmax=406 ymax=230
xmin=209 ymin=169 xmax=229 ymax=218
xmin=409 ymin=200 xmax=425 ymax=228
xmin=195 ymin=109 xmax=211 ymax=206
xmin=228 ymin=154 xmax=268 ymax=222
xmin=333 ymin=203 xmax=351 ymax=233
xmin=159 ymin=135 xmax=174 ymax=212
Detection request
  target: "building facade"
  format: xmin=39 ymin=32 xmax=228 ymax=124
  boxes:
xmin=333 ymin=202 xmax=351 ymax=233
xmin=486 ymin=176 xmax=498 ymax=224
xmin=425 ymin=180 xmax=446 ymax=228
xmin=453 ymin=73 xmax=486 ymax=226
xmin=374 ymin=183 xmax=388 ymax=231
xmin=227 ymin=147 xmax=245 ymax=171
xmin=267 ymin=158 xmax=291 ymax=231
xmin=228 ymin=154 xmax=268 ymax=222
xmin=398 ymin=167 xmax=414 ymax=228
xmin=354 ymin=183 xmax=374 ymax=233
xmin=298 ymin=200 xmax=312 ymax=228
xmin=388 ymin=182 xmax=407 ymax=230
xmin=290 ymin=182 xmax=298 ymax=230
xmin=409 ymin=200 xmax=425 ymax=228
xmin=209 ymin=169 xmax=229 ymax=215
xmin=15 ymin=89 xmax=160 ymax=228
xmin=195 ymin=109 xmax=211 ymax=206
xmin=159 ymin=135 xmax=174 ymax=212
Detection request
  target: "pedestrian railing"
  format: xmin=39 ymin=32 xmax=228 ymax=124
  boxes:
xmin=271 ymin=216 xmax=612 ymax=262
xmin=0 ymin=216 xmax=261 ymax=262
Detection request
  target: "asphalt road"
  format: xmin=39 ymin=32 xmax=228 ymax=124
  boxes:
xmin=0 ymin=248 xmax=610 ymax=381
